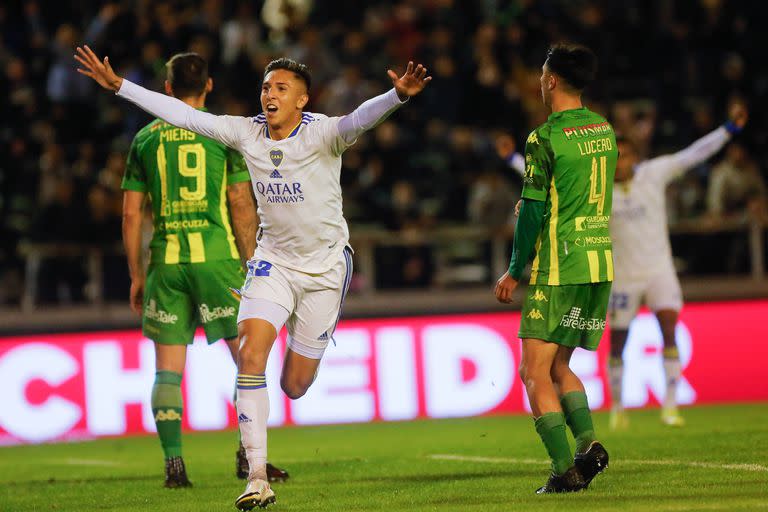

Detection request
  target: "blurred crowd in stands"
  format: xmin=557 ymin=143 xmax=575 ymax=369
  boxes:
xmin=1 ymin=0 xmax=766 ymax=305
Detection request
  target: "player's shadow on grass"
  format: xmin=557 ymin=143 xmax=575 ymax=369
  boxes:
xmin=1 ymin=474 xmax=158 ymax=487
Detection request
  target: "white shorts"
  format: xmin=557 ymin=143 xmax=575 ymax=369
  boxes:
xmin=609 ymin=266 xmax=683 ymax=329
xmin=237 ymin=247 xmax=353 ymax=359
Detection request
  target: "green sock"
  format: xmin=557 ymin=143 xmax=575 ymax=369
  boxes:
xmin=151 ymin=370 xmax=183 ymax=459
xmin=534 ymin=412 xmax=573 ymax=475
xmin=561 ymin=391 xmax=596 ymax=454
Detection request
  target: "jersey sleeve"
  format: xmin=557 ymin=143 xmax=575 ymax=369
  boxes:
xmin=226 ymin=148 xmax=251 ymax=185
xmin=640 ymin=126 xmax=731 ymax=186
xmin=121 ymin=136 xmax=147 ymax=192
xmin=311 ymin=115 xmax=352 ymax=158
xmin=117 ymin=79 xmax=253 ymax=150
xmin=520 ymin=128 xmax=554 ymax=202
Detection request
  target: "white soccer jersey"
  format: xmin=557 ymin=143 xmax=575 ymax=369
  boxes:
xmin=118 ymin=80 xmax=405 ymax=274
xmin=610 ymin=127 xmax=731 ymax=281
xmin=225 ymin=111 xmax=350 ymax=273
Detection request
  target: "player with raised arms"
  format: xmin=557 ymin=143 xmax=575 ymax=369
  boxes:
xmin=117 ymin=52 xmax=288 ymax=487
xmin=494 ymin=43 xmax=617 ymax=493
xmin=76 ymin=45 xmax=430 ymax=509
xmin=607 ymin=102 xmax=748 ymax=429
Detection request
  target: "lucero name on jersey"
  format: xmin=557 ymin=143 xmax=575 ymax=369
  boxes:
xmin=255 ymin=180 xmax=305 ymax=204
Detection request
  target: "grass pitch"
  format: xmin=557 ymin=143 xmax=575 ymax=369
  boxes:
xmin=1 ymin=404 xmax=766 ymax=511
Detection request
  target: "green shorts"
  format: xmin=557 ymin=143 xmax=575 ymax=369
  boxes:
xmin=142 ymin=260 xmax=244 ymax=345
xmin=518 ymin=282 xmax=612 ymax=351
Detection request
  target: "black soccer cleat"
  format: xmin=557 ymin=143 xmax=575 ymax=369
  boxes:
xmin=535 ymin=466 xmax=586 ymax=494
xmin=574 ymin=441 xmax=609 ymax=487
xmin=236 ymin=446 xmax=249 ymax=479
xmin=266 ymin=462 xmax=290 ymax=483
xmin=236 ymin=445 xmax=290 ymax=482
xmin=164 ymin=456 xmax=193 ymax=488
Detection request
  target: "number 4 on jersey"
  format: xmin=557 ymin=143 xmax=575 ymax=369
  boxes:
xmin=589 ymin=155 xmax=607 ymax=215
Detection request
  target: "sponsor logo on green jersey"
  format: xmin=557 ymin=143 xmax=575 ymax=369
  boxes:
xmin=198 ymin=303 xmax=237 ymax=323
xmin=559 ymin=307 xmax=606 ymax=331
xmin=145 ymin=299 xmax=178 ymax=325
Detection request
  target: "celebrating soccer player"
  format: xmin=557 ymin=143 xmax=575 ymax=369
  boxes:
xmin=494 ymin=44 xmax=616 ymax=493
xmin=76 ymin=45 xmax=430 ymax=509
xmin=116 ymin=52 xmax=288 ymax=488
xmin=607 ymin=102 xmax=748 ymax=430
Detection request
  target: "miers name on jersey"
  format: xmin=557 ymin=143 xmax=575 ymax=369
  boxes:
xmin=158 ymin=126 xmax=197 ymax=142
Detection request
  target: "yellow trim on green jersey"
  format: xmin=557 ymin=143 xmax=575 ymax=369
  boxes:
xmin=547 ymin=179 xmax=560 ymax=286
xmin=529 ymin=236 xmax=542 ymax=285
xmin=587 ymin=251 xmax=600 ymax=282
xmin=605 ymin=249 xmax=614 ymax=281
xmin=188 ymin=232 xmax=205 ymax=263
xmin=157 ymin=143 xmax=171 ymax=217
xmin=165 ymin=234 xmax=180 ymax=264
xmin=220 ymin=162 xmax=240 ymax=260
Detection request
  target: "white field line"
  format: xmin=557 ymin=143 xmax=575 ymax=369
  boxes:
xmin=429 ymin=454 xmax=768 ymax=473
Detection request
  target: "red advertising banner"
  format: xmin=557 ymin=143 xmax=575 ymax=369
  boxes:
xmin=0 ymin=300 xmax=765 ymax=445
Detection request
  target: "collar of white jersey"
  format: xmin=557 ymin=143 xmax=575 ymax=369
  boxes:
xmin=263 ymin=113 xmax=316 ymax=140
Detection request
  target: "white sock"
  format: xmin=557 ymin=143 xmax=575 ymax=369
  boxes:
xmin=663 ymin=358 xmax=681 ymax=409
xmin=608 ymin=357 xmax=624 ymax=411
xmin=236 ymin=373 xmax=269 ymax=481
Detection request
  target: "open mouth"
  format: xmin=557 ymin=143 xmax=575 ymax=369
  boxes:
xmin=266 ymin=104 xmax=278 ymax=114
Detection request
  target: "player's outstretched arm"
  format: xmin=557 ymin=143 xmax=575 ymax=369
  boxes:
xmin=75 ymin=45 xmax=245 ymax=149
xmin=337 ymin=61 xmax=431 ymax=144
xmin=648 ymin=102 xmax=748 ymax=183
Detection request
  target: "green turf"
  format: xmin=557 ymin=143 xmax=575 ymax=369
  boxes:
xmin=1 ymin=404 xmax=767 ymax=511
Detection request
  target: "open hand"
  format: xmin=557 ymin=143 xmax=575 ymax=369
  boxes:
xmin=74 ymin=45 xmax=123 ymax=92
xmin=388 ymin=61 xmax=431 ymax=101
xmin=494 ymin=271 xmax=518 ymax=304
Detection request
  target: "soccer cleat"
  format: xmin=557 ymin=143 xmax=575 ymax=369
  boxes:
xmin=574 ymin=441 xmax=609 ymax=487
xmin=235 ymin=479 xmax=275 ymax=510
xmin=266 ymin=462 xmax=290 ymax=483
xmin=164 ymin=456 xmax=193 ymax=488
xmin=661 ymin=406 xmax=685 ymax=427
xmin=609 ymin=409 xmax=629 ymax=431
xmin=236 ymin=446 xmax=290 ymax=482
xmin=535 ymin=466 xmax=586 ymax=494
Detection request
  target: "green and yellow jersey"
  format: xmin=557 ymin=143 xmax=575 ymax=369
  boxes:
xmin=522 ymin=107 xmax=618 ymax=285
xmin=121 ymin=113 xmax=251 ymax=265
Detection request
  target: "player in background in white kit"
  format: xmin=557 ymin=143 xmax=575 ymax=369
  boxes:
xmin=608 ymin=102 xmax=747 ymax=429
xmin=75 ymin=45 xmax=430 ymax=510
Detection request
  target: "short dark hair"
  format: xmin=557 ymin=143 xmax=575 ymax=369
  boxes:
xmin=264 ymin=58 xmax=312 ymax=91
xmin=545 ymin=43 xmax=597 ymax=92
xmin=166 ymin=53 xmax=208 ymax=98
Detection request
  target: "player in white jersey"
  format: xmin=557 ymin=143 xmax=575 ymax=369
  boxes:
xmin=76 ymin=45 xmax=430 ymax=510
xmin=607 ymin=103 xmax=748 ymax=429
